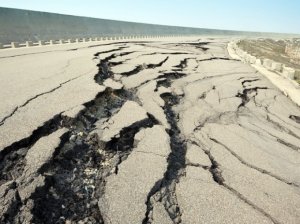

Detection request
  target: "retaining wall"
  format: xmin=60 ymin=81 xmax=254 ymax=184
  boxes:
xmin=2 ymin=7 xmax=300 ymax=46
xmin=0 ymin=7 xmax=251 ymax=45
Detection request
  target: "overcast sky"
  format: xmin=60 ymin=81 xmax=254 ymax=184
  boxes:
xmin=0 ymin=0 xmax=299 ymax=34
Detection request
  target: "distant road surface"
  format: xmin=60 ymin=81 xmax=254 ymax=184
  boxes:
xmin=0 ymin=37 xmax=299 ymax=224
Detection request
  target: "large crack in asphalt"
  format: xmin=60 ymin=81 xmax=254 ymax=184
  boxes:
xmin=236 ymin=86 xmax=268 ymax=108
xmin=0 ymin=46 xmax=172 ymax=223
xmin=289 ymin=115 xmax=300 ymax=124
xmin=0 ymin=87 xmax=137 ymax=223
xmin=0 ymin=45 xmax=129 ymax=127
xmin=30 ymin=101 xmax=158 ymax=224
xmin=0 ymin=114 xmax=64 ymax=185
xmin=185 ymin=42 xmax=210 ymax=51
xmin=143 ymin=78 xmax=187 ymax=224
xmin=195 ymin=57 xmax=240 ymax=64
xmin=118 ymin=56 xmax=169 ymax=77
xmin=0 ymin=48 xmax=140 ymax=223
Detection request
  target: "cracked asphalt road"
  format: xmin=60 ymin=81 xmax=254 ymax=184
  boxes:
xmin=0 ymin=38 xmax=300 ymax=224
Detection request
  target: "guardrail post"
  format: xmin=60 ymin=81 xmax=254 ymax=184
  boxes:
xmin=38 ymin=40 xmax=46 ymax=46
xmin=25 ymin=41 xmax=33 ymax=47
xmin=263 ymin=59 xmax=272 ymax=69
xmin=11 ymin=42 xmax=20 ymax=48
xmin=271 ymin=62 xmax=282 ymax=72
xmin=49 ymin=40 xmax=56 ymax=45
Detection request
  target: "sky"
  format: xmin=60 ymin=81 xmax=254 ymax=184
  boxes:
xmin=0 ymin=0 xmax=299 ymax=34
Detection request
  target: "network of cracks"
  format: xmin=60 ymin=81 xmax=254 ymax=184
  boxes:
xmin=0 ymin=40 xmax=300 ymax=224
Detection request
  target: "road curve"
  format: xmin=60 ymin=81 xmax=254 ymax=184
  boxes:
xmin=0 ymin=38 xmax=299 ymax=224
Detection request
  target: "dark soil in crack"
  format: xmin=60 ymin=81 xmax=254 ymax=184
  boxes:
xmin=289 ymin=115 xmax=300 ymax=124
xmin=236 ymin=87 xmax=268 ymax=108
xmin=29 ymin=88 xmax=140 ymax=224
xmin=0 ymin=115 xmax=64 ymax=186
xmin=0 ymin=87 xmax=137 ymax=224
xmin=174 ymin=58 xmax=190 ymax=69
xmin=155 ymin=72 xmax=186 ymax=90
xmin=143 ymin=91 xmax=186 ymax=224
xmin=1 ymin=47 xmax=149 ymax=223
xmin=147 ymin=56 xmax=169 ymax=69
xmin=30 ymin=104 xmax=158 ymax=224
xmin=118 ymin=56 xmax=169 ymax=77
xmin=120 ymin=65 xmax=144 ymax=77
xmin=185 ymin=42 xmax=210 ymax=51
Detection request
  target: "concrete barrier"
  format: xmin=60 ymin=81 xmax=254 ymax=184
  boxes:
xmin=231 ymin=42 xmax=297 ymax=84
xmin=282 ymin=66 xmax=295 ymax=79
xmin=249 ymin=55 xmax=256 ymax=64
xmin=263 ymin=59 xmax=273 ymax=69
xmin=25 ymin=41 xmax=33 ymax=47
xmin=255 ymin=59 xmax=262 ymax=65
xmin=271 ymin=62 xmax=282 ymax=72
xmin=38 ymin=40 xmax=46 ymax=46
xmin=49 ymin=40 xmax=56 ymax=45
xmin=295 ymin=70 xmax=300 ymax=80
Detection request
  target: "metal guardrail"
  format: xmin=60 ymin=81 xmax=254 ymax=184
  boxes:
xmin=0 ymin=35 xmax=191 ymax=50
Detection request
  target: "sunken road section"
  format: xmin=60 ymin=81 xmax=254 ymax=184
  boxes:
xmin=0 ymin=37 xmax=300 ymax=224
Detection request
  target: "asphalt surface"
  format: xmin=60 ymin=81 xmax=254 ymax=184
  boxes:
xmin=0 ymin=38 xmax=299 ymax=224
